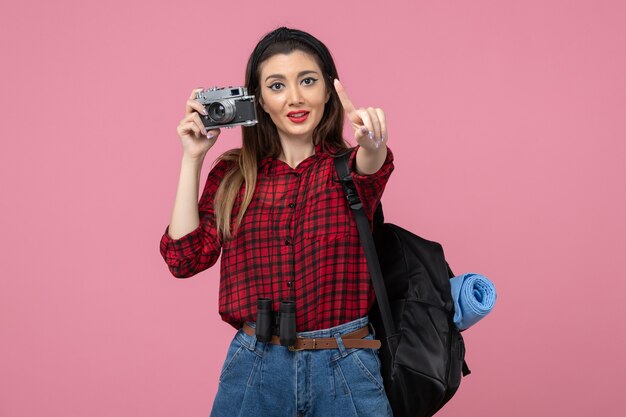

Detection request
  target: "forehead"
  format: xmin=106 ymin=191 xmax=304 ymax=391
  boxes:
xmin=259 ymin=50 xmax=322 ymax=78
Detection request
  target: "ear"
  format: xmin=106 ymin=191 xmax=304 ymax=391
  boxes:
xmin=325 ymin=89 xmax=330 ymax=104
xmin=258 ymin=96 xmax=267 ymax=112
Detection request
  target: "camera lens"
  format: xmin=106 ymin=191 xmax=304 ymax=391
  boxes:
xmin=208 ymin=103 xmax=225 ymax=120
xmin=207 ymin=100 xmax=235 ymax=123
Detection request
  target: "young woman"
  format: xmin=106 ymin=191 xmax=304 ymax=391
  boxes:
xmin=160 ymin=27 xmax=395 ymax=417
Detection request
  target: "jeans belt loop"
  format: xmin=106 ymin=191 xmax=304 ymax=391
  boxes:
xmin=334 ymin=332 xmax=348 ymax=357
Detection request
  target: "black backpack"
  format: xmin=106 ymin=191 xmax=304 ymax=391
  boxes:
xmin=333 ymin=148 xmax=471 ymax=417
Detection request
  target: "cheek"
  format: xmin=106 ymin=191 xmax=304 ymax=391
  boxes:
xmin=259 ymin=96 xmax=267 ymax=112
xmin=313 ymin=91 xmax=328 ymax=109
xmin=262 ymin=97 xmax=282 ymax=114
xmin=314 ymin=98 xmax=327 ymax=115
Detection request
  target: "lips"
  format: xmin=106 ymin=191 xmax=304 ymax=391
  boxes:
xmin=287 ymin=111 xmax=310 ymax=123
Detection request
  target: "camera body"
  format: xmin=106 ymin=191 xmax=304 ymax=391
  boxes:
xmin=194 ymin=86 xmax=258 ymax=129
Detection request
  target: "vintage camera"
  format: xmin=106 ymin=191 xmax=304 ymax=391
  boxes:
xmin=194 ymin=86 xmax=258 ymax=129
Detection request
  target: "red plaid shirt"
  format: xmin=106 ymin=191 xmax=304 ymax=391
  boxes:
xmin=160 ymin=142 xmax=394 ymax=331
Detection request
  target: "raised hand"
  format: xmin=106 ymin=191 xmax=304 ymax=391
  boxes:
xmin=176 ymin=87 xmax=221 ymax=159
xmin=333 ymin=78 xmax=387 ymax=151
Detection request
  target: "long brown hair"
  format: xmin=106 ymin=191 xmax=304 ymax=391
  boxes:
xmin=214 ymin=27 xmax=349 ymax=241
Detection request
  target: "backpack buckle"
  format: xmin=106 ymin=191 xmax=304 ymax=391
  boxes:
xmin=339 ymin=174 xmax=363 ymax=210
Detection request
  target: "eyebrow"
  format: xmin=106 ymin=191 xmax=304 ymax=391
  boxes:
xmin=265 ymin=70 xmax=319 ymax=83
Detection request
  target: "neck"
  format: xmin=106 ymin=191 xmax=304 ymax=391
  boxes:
xmin=278 ymin=138 xmax=316 ymax=169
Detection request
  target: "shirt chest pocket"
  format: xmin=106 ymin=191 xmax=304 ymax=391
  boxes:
xmin=302 ymin=184 xmax=353 ymax=241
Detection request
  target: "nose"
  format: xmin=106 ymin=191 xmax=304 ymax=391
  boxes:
xmin=288 ymin=85 xmax=305 ymax=106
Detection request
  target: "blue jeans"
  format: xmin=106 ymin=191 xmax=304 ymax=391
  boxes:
xmin=210 ymin=315 xmax=394 ymax=417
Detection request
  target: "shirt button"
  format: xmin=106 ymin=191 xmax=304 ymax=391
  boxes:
xmin=284 ymin=238 xmax=292 ymax=246
xmin=287 ymin=281 xmax=293 ymax=287
xmin=288 ymin=203 xmax=295 ymax=208
xmin=294 ymin=173 xmax=301 ymax=177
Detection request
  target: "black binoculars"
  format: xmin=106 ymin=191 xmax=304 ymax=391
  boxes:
xmin=256 ymin=298 xmax=296 ymax=348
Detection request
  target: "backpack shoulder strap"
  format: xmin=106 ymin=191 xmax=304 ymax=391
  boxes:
xmin=332 ymin=148 xmax=397 ymax=343
xmin=334 ymin=149 xmax=472 ymax=378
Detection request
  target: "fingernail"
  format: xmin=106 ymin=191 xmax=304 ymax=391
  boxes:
xmin=360 ymin=126 xmax=368 ymax=135
xmin=201 ymin=108 xmax=208 ymax=115
xmin=368 ymin=131 xmax=374 ymax=140
xmin=207 ymin=133 xmax=215 ymax=139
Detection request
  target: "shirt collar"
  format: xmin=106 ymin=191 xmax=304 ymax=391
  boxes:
xmin=259 ymin=142 xmax=329 ymax=176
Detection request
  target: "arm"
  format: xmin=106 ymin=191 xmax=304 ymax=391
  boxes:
xmin=354 ymin=143 xmax=388 ymax=176
xmin=168 ymin=154 xmax=205 ymax=239
xmin=332 ymin=78 xmax=389 ymax=176
xmin=159 ymin=157 xmax=230 ymax=278
xmin=349 ymin=145 xmax=395 ymax=226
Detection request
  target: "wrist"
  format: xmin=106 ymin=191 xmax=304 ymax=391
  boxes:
xmin=182 ymin=153 xmax=206 ymax=164
xmin=355 ymin=144 xmax=387 ymax=175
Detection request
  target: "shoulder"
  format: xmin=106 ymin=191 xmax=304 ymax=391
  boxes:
xmin=208 ymin=149 xmax=240 ymax=179
xmin=210 ymin=157 xmax=234 ymax=174
xmin=198 ymin=156 xmax=236 ymax=199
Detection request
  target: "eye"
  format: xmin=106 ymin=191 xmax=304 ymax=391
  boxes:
xmin=268 ymin=82 xmax=284 ymax=91
xmin=302 ymin=77 xmax=318 ymax=86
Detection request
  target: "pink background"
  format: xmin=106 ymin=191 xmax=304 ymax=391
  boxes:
xmin=1 ymin=0 xmax=625 ymax=416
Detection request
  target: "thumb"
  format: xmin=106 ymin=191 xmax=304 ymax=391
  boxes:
xmin=355 ymin=125 xmax=369 ymax=141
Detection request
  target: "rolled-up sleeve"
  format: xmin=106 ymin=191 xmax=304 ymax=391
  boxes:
xmin=159 ymin=158 xmax=231 ymax=278
xmin=348 ymin=145 xmax=394 ymax=226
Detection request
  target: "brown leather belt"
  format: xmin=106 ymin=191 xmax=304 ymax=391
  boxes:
xmin=242 ymin=322 xmax=381 ymax=351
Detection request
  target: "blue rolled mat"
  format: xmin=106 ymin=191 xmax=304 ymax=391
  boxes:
xmin=450 ymin=273 xmax=497 ymax=330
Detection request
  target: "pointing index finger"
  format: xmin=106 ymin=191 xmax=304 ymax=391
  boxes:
xmin=333 ymin=79 xmax=356 ymax=117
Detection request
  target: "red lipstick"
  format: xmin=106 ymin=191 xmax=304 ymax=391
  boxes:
xmin=287 ymin=110 xmax=310 ymax=123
